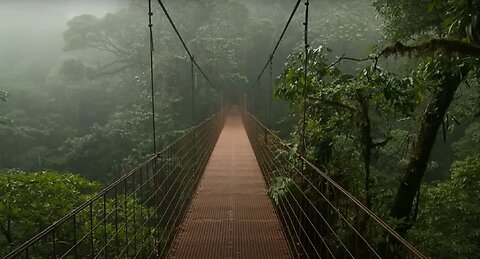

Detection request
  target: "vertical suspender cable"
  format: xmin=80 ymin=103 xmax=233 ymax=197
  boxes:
xmin=221 ymin=87 xmax=224 ymax=111
xmin=299 ymin=1 xmax=310 ymax=252
xmin=301 ymin=0 xmax=310 ymax=160
xmin=148 ymin=3 xmax=159 ymax=250
xmin=258 ymin=79 xmax=261 ymax=117
xmin=148 ymin=0 xmax=157 ymax=155
xmin=269 ymin=54 xmax=273 ymax=129
xmin=191 ymin=56 xmax=195 ymax=127
xmin=243 ymin=86 xmax=247 ymax=113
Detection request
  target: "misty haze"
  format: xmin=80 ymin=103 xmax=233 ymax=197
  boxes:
xmin=0 ymin=0 xmax=479 ymax=258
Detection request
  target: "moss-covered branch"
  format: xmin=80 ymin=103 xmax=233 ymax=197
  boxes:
xmin=381 ymin=39 xmax=480 ymax=58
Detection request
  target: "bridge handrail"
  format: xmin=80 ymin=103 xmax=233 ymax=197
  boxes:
xmin=2 ymin=154 xmax=156 ymax=258
xmin=244 ymin=111 xmax=426 ymax=259
xmin=4 ymin=110 xmax=224 ymax=259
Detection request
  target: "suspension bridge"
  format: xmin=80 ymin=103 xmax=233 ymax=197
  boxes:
xmin=4 ymin=0 xmax=427 ymax=258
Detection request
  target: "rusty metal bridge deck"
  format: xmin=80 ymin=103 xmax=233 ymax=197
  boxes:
xmin=169 ymin=112 xmax=292 ymax=259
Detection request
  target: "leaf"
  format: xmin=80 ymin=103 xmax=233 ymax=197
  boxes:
xmin=267 ymin=176 xmax=295 ymax=205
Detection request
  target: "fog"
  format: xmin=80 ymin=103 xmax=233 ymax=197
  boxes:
xmin=0 ymin=0 xmax=126 ymax=78
xmin=0 ymin=0 xmax=381 ymax=84
xmin=0 ymin=0 xmax=382 ymax=179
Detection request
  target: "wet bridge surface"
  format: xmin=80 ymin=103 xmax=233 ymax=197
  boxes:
xmin=169 ymin=112 xmax=292 ymax=259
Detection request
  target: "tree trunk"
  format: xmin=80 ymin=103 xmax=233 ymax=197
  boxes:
xmin=0 ymin=219 xmax=13 ymax=245
xmin=357 ymin=94 xmax=373 ymax=209
xmin=389 ymin=72 xmax=462 ymax=234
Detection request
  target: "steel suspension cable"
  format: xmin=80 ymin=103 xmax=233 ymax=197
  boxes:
xmin=254 ymin=0 xmax=302 ymax=83
xmin=256 ymin=78 xmax=261 ymax=117
xmin=148 ymin=0 xmax=157 ymax=154
xmin=191 ymin=56 xmax=195 ymax=127
xmin=156 ymin=0 xmax=214 ymax=88
xmin=301 ymin=0 xmax=310 ymax=161
xmin=269 ymin=54 xmax=273 ymax=129
xmin=299 ymin=3 xmax=310 ymax=250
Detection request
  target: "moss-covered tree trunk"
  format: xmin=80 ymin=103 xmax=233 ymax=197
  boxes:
xmin=357 ymin=94 xmax=373 ymax=210
xmin=390 ymin=72 xmax=462 ymax=233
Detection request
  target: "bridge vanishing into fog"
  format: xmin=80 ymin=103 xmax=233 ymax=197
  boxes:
xmin=169 ymin=110 xmax=291 ymax=258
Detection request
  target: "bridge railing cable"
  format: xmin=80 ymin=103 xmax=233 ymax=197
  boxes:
xmin=148 ymin=0 xmax=157 ymax=154
xmin=4 ymin=112 xmax=224 ymax=259
xmin=243 ymin=112 xmax=426 ymax=259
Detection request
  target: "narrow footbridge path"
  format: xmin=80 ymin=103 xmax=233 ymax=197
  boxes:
xmin=170 ymin=111 xmax=291 ymax=258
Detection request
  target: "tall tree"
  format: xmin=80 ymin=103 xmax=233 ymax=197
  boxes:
xmin=373 ymin=0 xmax=480 ymax=233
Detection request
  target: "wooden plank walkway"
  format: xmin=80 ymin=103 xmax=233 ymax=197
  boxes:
xmin=169 ymin=112 xmax=292 ymax=259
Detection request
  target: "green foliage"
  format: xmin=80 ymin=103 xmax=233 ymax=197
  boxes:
xmin=0 ymin=171 xmax=158 ymax=258
xmin=275 ymin=46 xmax=418 ymax=195
xmin=62 ymin=8 xmax=149 ymax=77
xmin=64 ymin=11 xmax=143 ymax=56
xmin=372 ymin=0 xmax=479 ymax=41
xmin=0 ymin=171 xmax=100 ymax=255
xmin=310 ymin=0 xmax=381 ymax=55
xmin=409 ymin=155 xmax=480 ymax=258
xmin=0 ymin=0 xmax=228 ymax=180
xmin=373 ymin=0 xmax=480 ymax=239
xmin=58 ymin=99 xmax=177 ymax=182
xmin=271 ymin=1 xmax=480 ymax=256
xmin=267 ymin=176 xmax=295 ymax=205
xmin=58 ymin=59 xmax=95 ymax=81
xmin=64 ymin=15 xmax=100 ymax=51
xmin=373 ymin=0 xmax=445 ymax=41
xmin=453 ymin=122 xmax=480 ymax=159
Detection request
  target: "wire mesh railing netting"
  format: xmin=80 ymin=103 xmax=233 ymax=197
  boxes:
xmin=4 ymin=112 xmax=224 ymax=259
xmin=243 ymin=112 xmax=426 ymax=259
